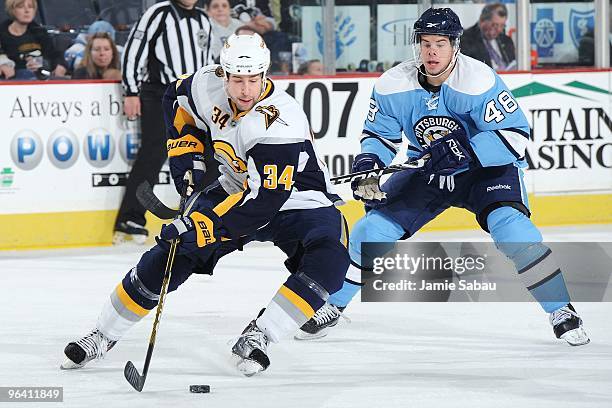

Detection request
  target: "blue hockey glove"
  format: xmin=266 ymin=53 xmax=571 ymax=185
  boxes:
xmin=158 ymin=208 xmax=222 ymax=254
xmin=351 ymin=153 xmax=387 ymax=205
xmin=167 ymin=125 xmax=209 ymax=195
xmin=420 ymin=129 xmax=473 ymax=176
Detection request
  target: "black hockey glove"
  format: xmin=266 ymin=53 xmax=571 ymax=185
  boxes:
xmin=420 ymin=129 xmax=473 ymax=176
xmin=167 ymin=125 xmax=209 ymax=195
xmin=158 ymin=208 xmax=222 ymax=254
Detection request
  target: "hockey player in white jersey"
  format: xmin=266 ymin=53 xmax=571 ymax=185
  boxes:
xmin=297 ymin=8 xmax=589 ymax=346
xmin=61 ymin=34 xmax=349 ymax=376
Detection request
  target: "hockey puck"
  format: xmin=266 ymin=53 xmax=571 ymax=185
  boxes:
xmin=189 ymin=385 xmax=210 ymax=393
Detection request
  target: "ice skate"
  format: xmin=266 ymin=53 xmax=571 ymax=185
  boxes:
xmin=61 ymin=329 xmax=116 ymax=369
xmin=295 ymin=303 xmax=347 ymax=340
xmin=231 ymin=318 xmax=270 ymax=376
xmin=550 ymin=303 xmax=590 ymax=346
xmin=113 ymin=221 xmax=148 ymax=245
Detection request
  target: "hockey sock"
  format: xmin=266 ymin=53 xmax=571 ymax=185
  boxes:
xmin=258 ymin=271 xmax=330 ymax=342
xmin=332 ymin=210 xmax=404 ymax=308
xmin=329 ymin=263 xmax=363 ymax=307
xmin=488 ymin=207 xmax=570 ymax=312
xmin=256 ymin=300 xmax=304 ymax=344
xmin=328 ymin=280 xmax=362 ymax=308
xmin=97 ymin=283 xmax=150 ymax=341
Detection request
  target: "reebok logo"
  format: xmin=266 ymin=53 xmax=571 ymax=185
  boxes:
xmin=446 ymin=139 xmax=466 ymax=160
xmin=486 ymin=184 xmax=511 ymax=192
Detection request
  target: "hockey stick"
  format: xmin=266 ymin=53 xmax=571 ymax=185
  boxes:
xmin=330 ymin=157 xmax=427 ymax=185
xmin=124 ymin=171 xmax=193 ymax=392
xmin=138 ymin=158 xmax=428 ymax=219
xmin=136 ymin=181 xmax=176 ymax=220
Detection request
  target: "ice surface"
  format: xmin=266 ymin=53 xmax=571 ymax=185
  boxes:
xmin=1 ymin=225 xmax=611 ymax=408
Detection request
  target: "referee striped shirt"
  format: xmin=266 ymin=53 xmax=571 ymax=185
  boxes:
xmin=122 ymin=0 xmax=215 ymax=96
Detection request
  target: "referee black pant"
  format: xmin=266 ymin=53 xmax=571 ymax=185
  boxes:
xmin=115 ymin=83 xmax=168 ymax=229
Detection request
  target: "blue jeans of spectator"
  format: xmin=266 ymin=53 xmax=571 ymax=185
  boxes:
xmin=14 ymin=69 xmax=37 ymax=80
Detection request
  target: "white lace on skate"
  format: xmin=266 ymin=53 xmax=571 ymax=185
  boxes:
xmin=232 ymin=322 xmax=270 ymax=377
xmin=294 ymin=303 xmax=350 ymax=341
xmin=549 ymin=305 xmax=590 ymax=346
xmin=61 ymin=329 xmax=115 ymax=369
xmin=313 ymin=304 xmax=350 ymax=325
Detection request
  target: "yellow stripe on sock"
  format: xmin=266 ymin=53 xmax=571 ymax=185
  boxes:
xmin=278 ymin=285 xmax=315 ymax=319
xmin=115 ymin=284 xmax=150 ymax=317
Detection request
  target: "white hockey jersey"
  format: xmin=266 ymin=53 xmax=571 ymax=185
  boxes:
xmin=164 ymin=64 xmax=339 ymax=239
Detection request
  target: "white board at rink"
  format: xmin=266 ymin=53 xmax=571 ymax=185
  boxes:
xmin=0 ymin=70 xmax=610 ymax=216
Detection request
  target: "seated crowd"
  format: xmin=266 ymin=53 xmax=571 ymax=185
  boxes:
xmin=0 ymin=0 xmax=122 ymax=79
xmin=0 ymin=0 xmax=603 ymax=81
xmin=0 ymin=0 xmax=298 ymax=80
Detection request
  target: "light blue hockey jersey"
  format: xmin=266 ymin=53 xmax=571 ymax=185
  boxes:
xmin=361 ymin=53 xmax=530 ymax=169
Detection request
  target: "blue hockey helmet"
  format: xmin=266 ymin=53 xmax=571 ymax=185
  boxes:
xmin=413 ymin=8 xmax=463 ymax=40
xmin=411 ymin=8 xmax=463 ymax=78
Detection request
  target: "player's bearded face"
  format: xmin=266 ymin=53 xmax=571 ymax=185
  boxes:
xmin=226 ymin=74 xmax=264 ymax=111
xmin=419 ymin=35 xmax=454 ymax=76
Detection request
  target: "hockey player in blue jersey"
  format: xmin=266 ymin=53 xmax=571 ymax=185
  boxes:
xmin=297 ymin=8 xmax=589 ymax=346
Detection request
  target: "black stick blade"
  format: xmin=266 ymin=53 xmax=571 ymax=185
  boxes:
xmin=124 ymin=361 xmax=145 ymax=392
xmin=136 ymin=181 xmax=177 ymax=220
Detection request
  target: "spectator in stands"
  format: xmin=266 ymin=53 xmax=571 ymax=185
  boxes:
xmin=579 ymin=31 xmax=600 ymax=66
xmin=231 ymin=0 xmax=276 ymax=32
xmin=72 ymin=32 xmax=120 ymax=80
xmin=0 ymin=0 xmax=68 ymax=79
xmin=235 ymin=25 xmax=256 ymax=35
xmin=461 ymin=3 xmax=516 ymax=71
xmin=578 ymin=14 xmax=612 ymax=66
xmin=230 ymin=0 xmax=290 ymax=68
xmin=0 ymin=43 xmax=16 ymax=78
xmin=297 ymin=59 xmax=323 ymax=75
xmin=64 ymin=20 xmax=121 ymax=74
xmin=206 ymin=0 xmax=241 ymax=60
xmin=356 ymin=59 xmax=369 ymax=72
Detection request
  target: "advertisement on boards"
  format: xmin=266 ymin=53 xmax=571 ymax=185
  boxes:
xmin=0 ymin=71 xmax=610 ymax=218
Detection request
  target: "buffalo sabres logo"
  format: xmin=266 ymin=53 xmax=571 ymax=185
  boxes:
xmin=413 ymin=116 xmax=463 ymax=148
xmin=255 ymin=105 xmax=287 ymax=129
xmin=213 ymin=140 xmax=247 ymax=173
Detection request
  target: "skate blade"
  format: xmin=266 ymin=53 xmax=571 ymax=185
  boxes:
xmin=112 ymin=232 xmax=128 ymax=245
xmin=233 ymin=355 xmax=265 ymax=377
xmin=60 ymin=357 xmax=85 ymax=370
xmin=294 ymin=328 xmax=330 ymax=341
xmin=561 ymin=327 xmax=590 ymax=346
xmin=112 ymin=232 xmax=147 ymax=245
